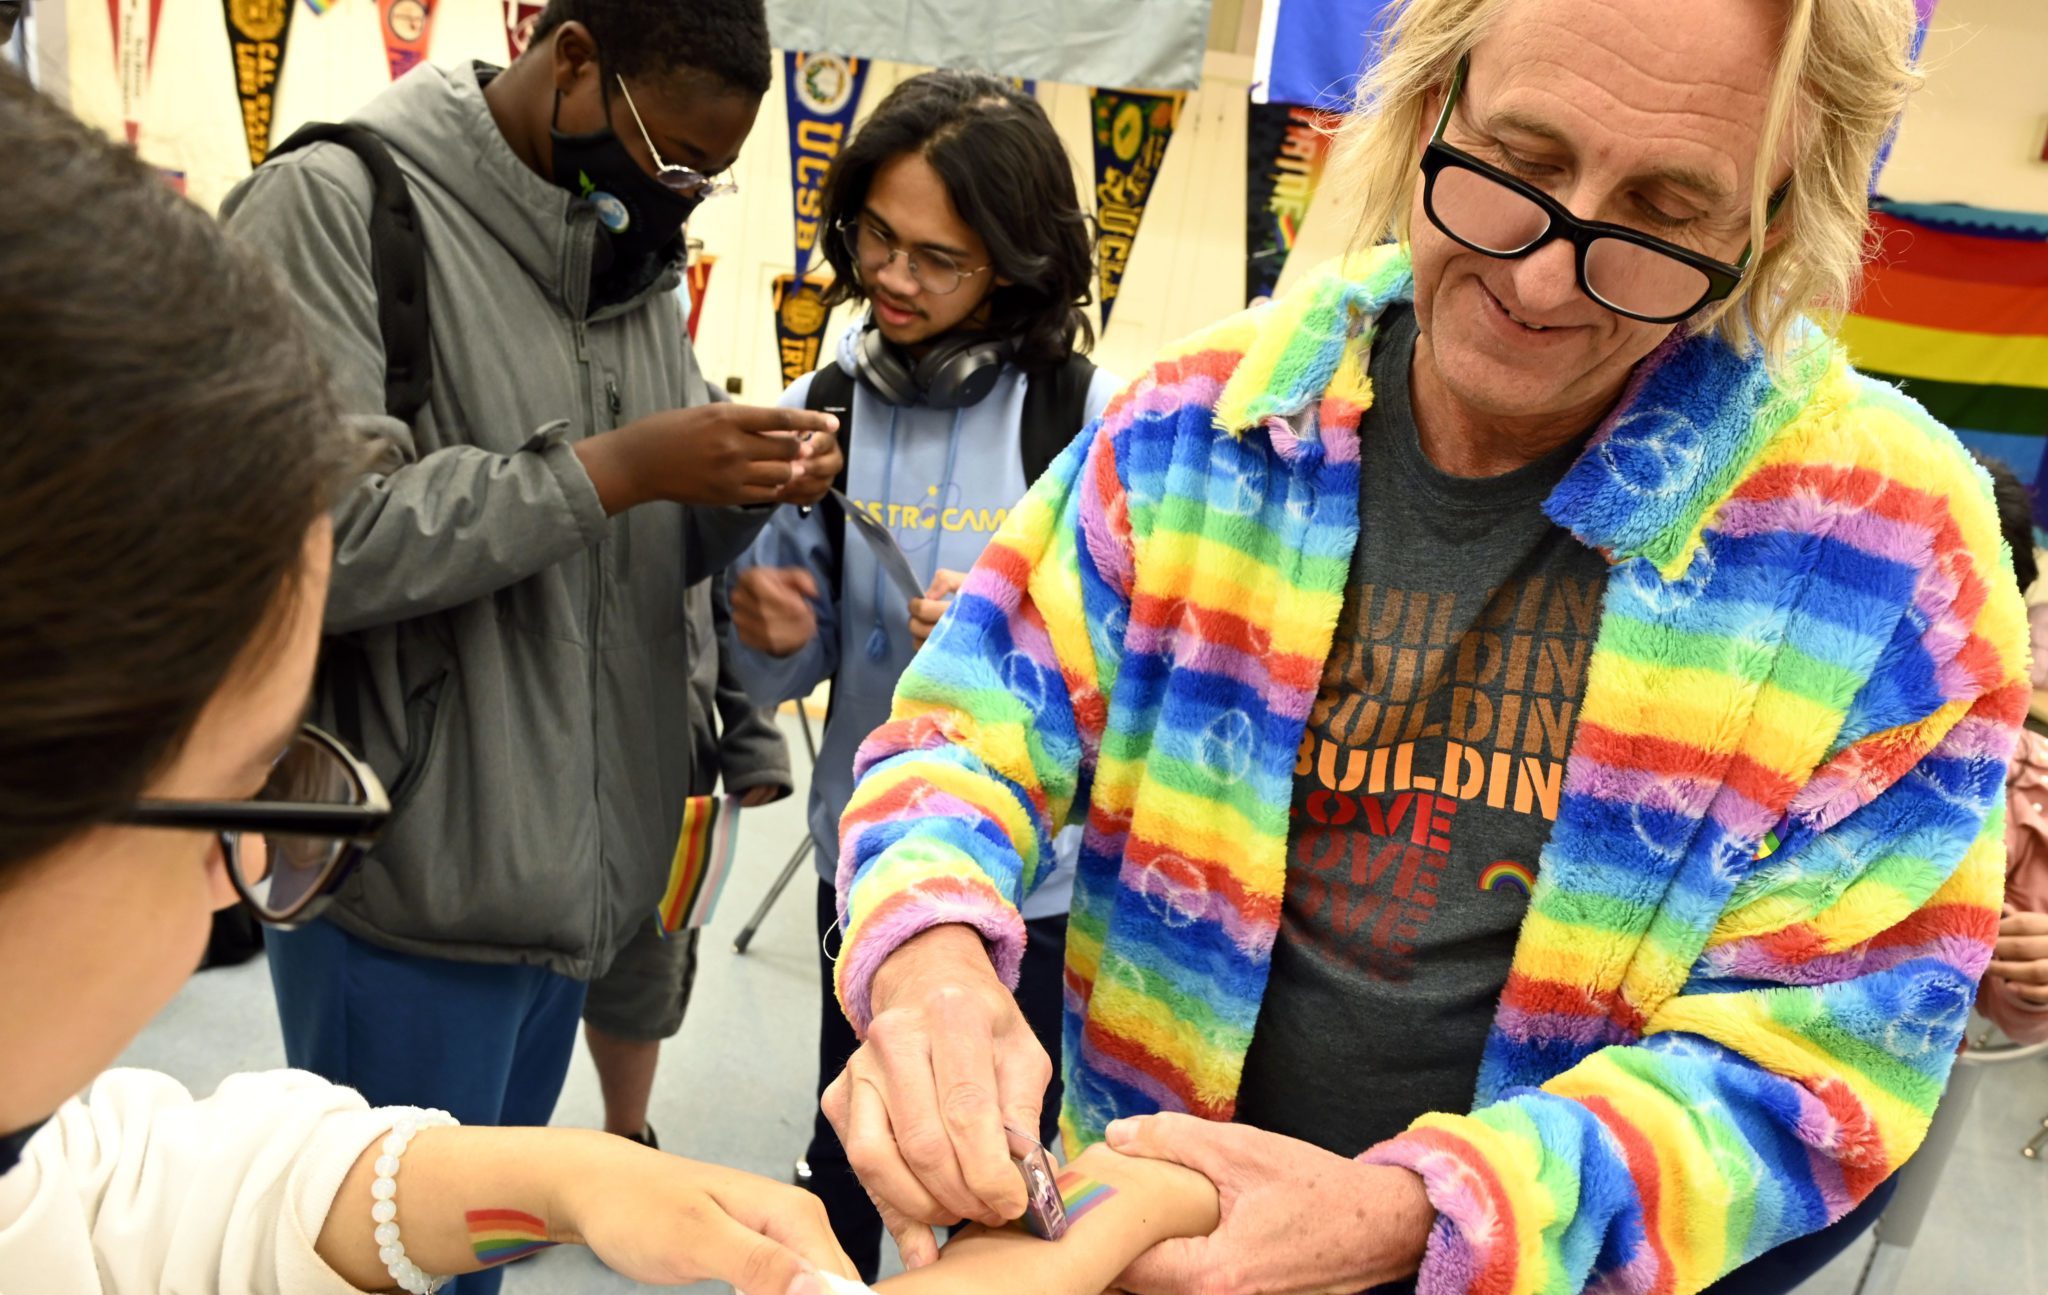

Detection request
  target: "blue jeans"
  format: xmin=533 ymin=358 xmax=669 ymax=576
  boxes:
xmin=267 ymin=918 xmax=590 ymax=1295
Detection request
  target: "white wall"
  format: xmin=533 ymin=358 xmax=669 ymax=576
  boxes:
xmin=43 ymin=0 xmax=2045 ymax=405
xmin=1880 ymin=0 xmax=2048 ymax=214
xmin=46 ymin=0 xmax=1258 ymax=403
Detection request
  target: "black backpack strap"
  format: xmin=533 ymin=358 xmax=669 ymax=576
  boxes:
xmin=806 ymin=364 xmax=857 ymax=603
xmin=802 ymin=364 xmax=857 ymax=727
xmin=266 ymin=123 xmax=431 ymax=753
xmin=1019 ymin=355 xmax=1099 ymax=486
xmin=268 ymin=123 xmax=432 ymax=428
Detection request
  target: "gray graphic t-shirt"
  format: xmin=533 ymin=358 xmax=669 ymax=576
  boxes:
xmin=1233 ymin=306 xmax=1609 ymax=1155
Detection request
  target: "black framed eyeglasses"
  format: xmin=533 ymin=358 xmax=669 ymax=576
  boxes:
xmin=615 ymin=74 xmax=739 ymax=203
xmin=118 ymin=724 xmax=389 ymax=927
xmin=837 ymin=218 xmax=991 ymax=297
xmin=1420 ymin=55 xmax=1775 ymax=325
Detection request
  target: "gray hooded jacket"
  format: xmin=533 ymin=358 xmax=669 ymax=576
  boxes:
xmin=221 ymin=62 xmax=764 ymax=978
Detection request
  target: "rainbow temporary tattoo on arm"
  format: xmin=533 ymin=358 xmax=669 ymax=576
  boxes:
xmin=1054 ymin=1170 xmax=1116 ymax=1228
xmin=465 ymin=1208 xmax=557 ymax=1266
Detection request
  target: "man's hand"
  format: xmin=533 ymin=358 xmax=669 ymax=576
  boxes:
xmin=1989 ymin=905 xmax=2048 ymax=1005
xmin=737 ymin=783 xmax=789 ymax=809
xmin=731 ymin=567 xmax=820 ymax=658
xmin=821 ymin=924 xmax=1051 ymax=1269
xmin=909 ymin=569 xmax=967 ymax=650
xmin=574 ymin=404 xmax=840 ymax=514
xmin=1106 ymin=1114 xmax=1435 ymax=1295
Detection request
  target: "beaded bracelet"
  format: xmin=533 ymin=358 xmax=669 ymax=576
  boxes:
xmin=370 ymin=1108 xmax=459 ymax=1295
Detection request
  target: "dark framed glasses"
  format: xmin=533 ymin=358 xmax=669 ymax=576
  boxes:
xmin=1420 ymin=55 xmax=1769 ymax=325
xmin=615 ymin=74 xmax=739 ymax=203
xmin=118 ymin=724 xmax=389 ymax=926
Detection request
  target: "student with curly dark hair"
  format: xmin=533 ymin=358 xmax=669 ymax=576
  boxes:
xmin=723 ymin=70 xmax=1112 ymax=1280
xmin=218 ymin=0 xmax=840 ymax=1260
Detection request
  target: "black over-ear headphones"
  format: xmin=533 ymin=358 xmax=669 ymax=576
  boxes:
xmin=854 ymin=322 xmax=1016 ymax=410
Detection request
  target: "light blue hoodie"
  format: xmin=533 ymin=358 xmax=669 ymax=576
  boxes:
xmin=725 ymin=323 xmax=1119 ymax=919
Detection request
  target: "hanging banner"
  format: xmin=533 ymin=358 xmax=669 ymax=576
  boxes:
xmin=685 ymin=254 xmax=715 ymax=343
xmin=301 ymin=0 xmax=334 ymax=15
xmin=784 ymin=51 xmax=868 ymax=284
xmin=1839 ymin=199 xmax=2048 ymax=519
xmin=1090 ymin=87 xmax=1182 ymax=330
xmin=224 ymin=0 xmax=296 ymax=169
xmin=1252 ymin=0 xmax=1399 ymax=109
xmin=1245 ymin=102 xmax=1338 ymax=305
xmin=772 ymin=272 xmax=834 ymax=389
xmin=157 ymin=167 xmax=187 ymax=194
xmin=766 ymin=0 xmax=1208 ymax=93
xmin=377 ymin=0 xmax=433 ymax=80
xmin=502 ymin=0 xmax=541 ymax=61
xmin=108 ymin=0 xmax=165 ymax=145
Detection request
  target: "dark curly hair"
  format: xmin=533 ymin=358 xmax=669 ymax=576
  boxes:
xmin=1973 ymin=451 xmax=2040 ymax=597
xmin=819 ymin=70 xmax=1096 ymax=373
xmin=529 ymin=0 xmax=771 ymax=95
xmin=0 ymin=69 xmax=352 ymax=872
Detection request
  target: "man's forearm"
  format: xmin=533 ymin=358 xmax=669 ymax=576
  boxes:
xmin=870 ymin=923 xmax=1003 ymax=1014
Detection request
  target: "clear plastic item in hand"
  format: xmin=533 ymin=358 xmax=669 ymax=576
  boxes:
xmin=1006 ymin=1125 xmax=1069 ymax=1241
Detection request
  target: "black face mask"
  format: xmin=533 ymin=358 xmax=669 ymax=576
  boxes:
xmin=549 ymin=83 xmax=699 ymax=277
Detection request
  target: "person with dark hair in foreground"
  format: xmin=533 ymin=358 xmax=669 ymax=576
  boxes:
xmin=218 ymin=0 xmax=839 ymax=1241
xmin=719 ymin=69 xmax=1117 ymax=1280
xmin=0 ymin=68 xmax=857 ymax=1295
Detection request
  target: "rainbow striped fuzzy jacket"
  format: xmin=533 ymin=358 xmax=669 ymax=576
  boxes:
xmin=836 ymin=248 xmax=2027 ymax=1295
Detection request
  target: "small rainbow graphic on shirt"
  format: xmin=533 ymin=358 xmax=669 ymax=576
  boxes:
xmin=1477 ymin=861 xmax=1536 ymax=895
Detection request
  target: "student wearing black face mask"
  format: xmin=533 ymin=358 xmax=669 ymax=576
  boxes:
xmin=220 ymin=10 xmax=836 ymax=1280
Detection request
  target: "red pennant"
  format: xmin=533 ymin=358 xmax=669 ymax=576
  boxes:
xmin=686 ymin=255 xmax=716 ymax=343
xmin=502 ymin=0 xmax=541 ymax=61
xmin=378 ymin=0 xmax=434 ymax=80
xmin=108 ymin=0 xmax=166 ymax=145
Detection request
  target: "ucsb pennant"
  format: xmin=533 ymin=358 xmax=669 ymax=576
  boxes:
xmin=1245 ymin=102 xmax=1338 ymax=304
xmin=1090 ymin=87 xmax=1182 ymax=329
xmin=377 ymin=0 xmax=434 ymax=79
xmin=772 ymin=272 xmax=834 ymax=389
xmin=224 ymin=0 xmax=296 ymax=168
xmin=784 ymin=51 xmax=868 ymax=284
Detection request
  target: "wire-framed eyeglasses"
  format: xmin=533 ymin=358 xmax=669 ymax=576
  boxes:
xmin=615 ymin=74 xmax=740 ymax=203
xmin=837 ymin=218 xmax=991 ymax=297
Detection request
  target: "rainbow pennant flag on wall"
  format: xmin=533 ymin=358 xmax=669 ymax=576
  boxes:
xmin=1839 ymin=199 xmax=2048 ymax=522
xmin=656 ymin=794 xmax=743 ymax=933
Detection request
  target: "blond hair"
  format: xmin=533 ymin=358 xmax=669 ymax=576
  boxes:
xmin=1330 ymin=0 xmax=1923 ymax=372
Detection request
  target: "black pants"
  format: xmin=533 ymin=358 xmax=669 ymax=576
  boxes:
xmin=803 ymin=878 xmax=1069 ymax=1282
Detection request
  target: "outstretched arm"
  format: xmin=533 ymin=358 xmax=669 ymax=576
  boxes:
xmin=872 ymin=1144 xmax=1219 ymax=1295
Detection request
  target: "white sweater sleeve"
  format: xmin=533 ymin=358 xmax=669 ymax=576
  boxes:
xmin=0 ymin=1069 xmax=416 ymax=1295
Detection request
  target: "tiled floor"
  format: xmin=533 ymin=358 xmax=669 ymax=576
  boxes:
xmin=119 ymin=717 xmax=2048 ymax=1294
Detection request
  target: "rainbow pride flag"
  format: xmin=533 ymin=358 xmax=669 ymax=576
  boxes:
xmin=656 ymin=794 xmax=742 ymax=933
xmin=1839 ymin=199 xmax=2048 ymax=520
